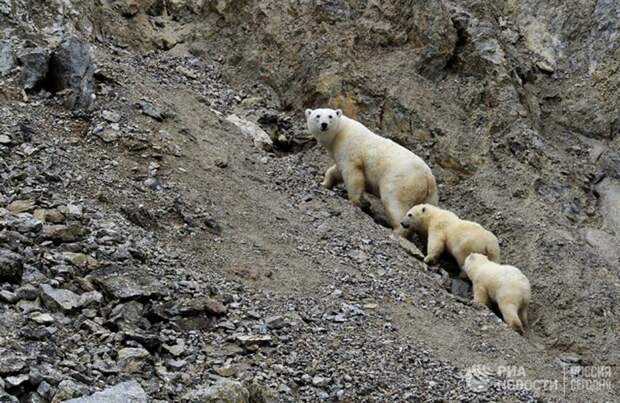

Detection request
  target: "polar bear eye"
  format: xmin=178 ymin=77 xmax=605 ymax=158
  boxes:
xmin=422 ymin=207 xmax=426 ymax=212
xmin=316 ymin=115 xmax=320 ymax=118
xmin=329 ymin=115 xmax=333 ymax=119
xmin=408 ymin=213 xmax=412 ymax=217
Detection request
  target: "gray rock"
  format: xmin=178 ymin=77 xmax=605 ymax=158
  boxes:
xmin=138 ymin=100 xmax=163 ymax=121
xmin=63 ymin=380 xmax=147 ymax=403
xmin=102 ymin=110 xmax=121 ymax=123
xmin=225 ymin=114 xmax=273 ymax=152
xmin=0 ymin=389 xmax=19 ymax=402
xmin=93 ymin=270 xmax=161 ymax=300
xmin=0 ymin=290 xmax=18 ymax=303
xmin=40 ymin=224 xmax=87 ymax=243
xmin=31 ymin=313 xmax=54 ymax=325
xmin=450 ymin=278 xmax=472 ymax=299
xmin=0 ymin=356 xmax=26 ymax=376
xmin=312 ymin=375 xmax=330 ymax=388
xmin=16 ymin=284 xmax=38 ymax=300
xmin=37 ymin=381 xmax=52 ymax=401
xmin=265 ymin=315 xmax=286 ymax=330
xmin=5 ymin=374 xmax=28 ymax=388
xmin=78 ymin=291 xmax=103 ymax=308
xmin=183 ymin=379 xmax=250 ymax=403
xmin=47 ymin=34 xmax=96 ymax=110
xmin=0 ymin=41 xmax=16 ymax=76
xmin=117 ymin=348 xmax=151 ymax=373
xmin=18 ymin=47 xmax=50 ymax=91
xmin=51 ymin=379 xmax=88 ymax=402
xmin=4 ymin=213 xmax=42 ymax=233
xmin=40 ymin=284 xmax=81 ymax=312
xmin=0 ymin=248 xmax=23 ymax=283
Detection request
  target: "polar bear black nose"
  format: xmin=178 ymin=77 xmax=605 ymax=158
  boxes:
xmin=401 ymin=221 xmax=409 ymax=228
xmin=321 ymin=122 xmax=328 ymax=130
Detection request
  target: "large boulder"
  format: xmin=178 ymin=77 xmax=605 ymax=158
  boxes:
xmin=47 ymin=34 xmax=96 ymax=111
xmin=18 ymin=47 xmax=50 ymax=91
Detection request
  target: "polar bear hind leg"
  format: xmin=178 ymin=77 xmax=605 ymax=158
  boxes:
xmin=499 ymin=302 xmax=524 ymax=335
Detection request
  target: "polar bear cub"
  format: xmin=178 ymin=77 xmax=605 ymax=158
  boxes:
xmin=464 ymin=253 xmax=531 ymax=334
xmin=305 ymin=108 xmax=438 ymax=235
xmin=399 ymin=204 xmax=500 ymax=276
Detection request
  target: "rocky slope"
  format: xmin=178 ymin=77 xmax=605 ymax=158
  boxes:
xmin=0 ymin=1 xmax=618 ymax=402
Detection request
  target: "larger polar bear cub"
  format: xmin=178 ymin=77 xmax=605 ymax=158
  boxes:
xmin=464 ymin=253 xmax=531 ymax=334
xmin=400 ymin=204 xmax=500 ymax=276
xmin=306 ymin=108 xmax=438 ymax=235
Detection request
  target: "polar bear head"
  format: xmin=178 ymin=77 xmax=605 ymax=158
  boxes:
xmin=305 ymin=108 xmax=343 ymax=144
xmin=463 ymin=253 xmax=488 ymax=277
xmin=400 ymin=203 xmax=432 ymax=230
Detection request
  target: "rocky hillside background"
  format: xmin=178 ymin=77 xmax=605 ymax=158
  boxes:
xmin=0 ymin=0 xmax=618 ymax=402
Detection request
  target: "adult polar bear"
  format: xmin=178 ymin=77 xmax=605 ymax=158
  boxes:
xmin=306 ymin=108 xmax=438 ymax=238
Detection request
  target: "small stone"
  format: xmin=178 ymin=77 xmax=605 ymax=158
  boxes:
xmin=138 ymin=100 xmax=163 ymax=121
xmin=236 ymin=334 xmax=272 ymax=347
xmin=0 ymin=248 xmax=23 ymax=283
xmin=183 ymin=379 xmax=249 ymax=403
xmin=5 ymin=374 xmax=29 ymax=388
xmin=31 ymin=313 xmax=55 ymax=325
xmin=312 ymin=375 xmax=331 ymax=388
xmin=0 ymin=134 xmax=11 ymax=144
xmin=93 ymin=271 xmax=161 ymax=300
xmin=98 ymin=128 xmax=119 ymax=143
xmin=117 ymin=348 xmax=151 ymax=373
xmin=167 ymin=359 xmax=187 ymax=370
xmin=163 ymin=342 xmax=185 ymax=357
xmin=0 ymin=290 xmax=18 ymax=304
xmin=40 ymin=224 xmax=87 ymax=243
xmin=0 ymin=356 xmax=26 ymax=375
xmin=102 ymin=110 xmax=121 ymax=123
xmin=265 ymin=315 xmax=286 ymax=330
xmin=40 ymin=284 xmax=81 ymax=312
xmin=16 ymin=284 xmax=38 ymax=300
xmin=63 ymin=380 xmax=147 ymax=403
xmin=51 ymin=379 xmax=88 ymax=402
xmin=6 ymin=199 xmax=35 ymax=214
xmin=214 ymin=365 xmax=236 ymax=377
xmin=63 ymin=252 xmax=98 ymax=268
xmin=536 ymin=60 xmax=555 ymax=74
xmin=33 ymin=209 xmax=65 ymax=224
xmin=78 ymin=291 xmax=103 ymax=308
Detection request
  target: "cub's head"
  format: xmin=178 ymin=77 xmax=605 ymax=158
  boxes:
xmin=400 ymin=204 xmax=432 ymax=230
xmin=305 ymin=108 xmax=343 ymax=139
xmin=463 ymin=253 xmax=488 ymax=276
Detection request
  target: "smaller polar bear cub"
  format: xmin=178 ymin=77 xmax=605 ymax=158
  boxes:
xmin=400 ymin=204 xmax=500 ymax=277
xmin=464 ymin=253 xmax=531 ymax=335
xmin=306 ymin=107 xmax=438 ymax=236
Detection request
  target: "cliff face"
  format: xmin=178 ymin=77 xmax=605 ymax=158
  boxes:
xmin=0 ymin=1 xmax=618 ymax=402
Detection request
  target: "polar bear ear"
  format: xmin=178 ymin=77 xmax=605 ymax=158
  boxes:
xmin=305 ymin=109 xmax=313 ymax=118
xmin=335 ymin=109 xmax=342 ymax=117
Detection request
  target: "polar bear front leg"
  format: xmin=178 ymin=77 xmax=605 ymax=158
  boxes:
xmin=472 ymin=284 xmax=490 ymax=306
xmin=321 ymin=165 xmax=342 ymax=189
xmin=342 ymin=166 xmax=367 ymax=208
xmin=424 ymin=230 xmax=445 ymax=264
